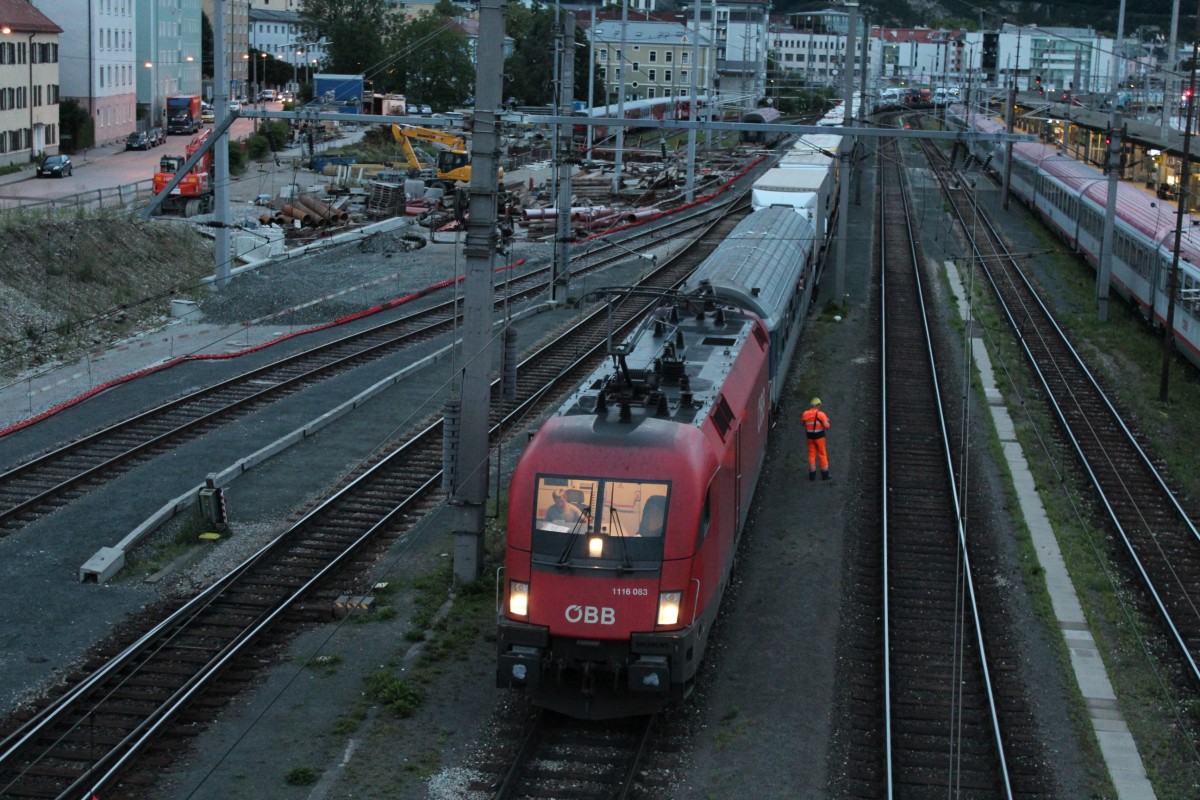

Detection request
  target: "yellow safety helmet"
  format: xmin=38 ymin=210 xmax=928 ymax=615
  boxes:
xmin=811 ymin=397 xmax=822 ymax=406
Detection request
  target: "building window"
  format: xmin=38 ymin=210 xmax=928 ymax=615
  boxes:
xmin=648 ymin=69 xmax=656 ymax=81
xmin=649 ymin=51 xmax=657 ymax=62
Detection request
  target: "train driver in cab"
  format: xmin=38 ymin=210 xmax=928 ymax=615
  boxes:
xmin=545 ymin=489 xmax=583 ymax=524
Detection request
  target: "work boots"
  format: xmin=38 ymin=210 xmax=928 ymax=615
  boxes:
xmin=822 ymin=471 xmax=831 ymax=481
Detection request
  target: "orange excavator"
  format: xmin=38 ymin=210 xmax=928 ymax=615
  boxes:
xmin=153 ymin=127 xmax=215 ymax=217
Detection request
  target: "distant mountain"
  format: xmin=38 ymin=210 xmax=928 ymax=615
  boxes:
xmin=775 ymin=1 xmax=1183 ymax=39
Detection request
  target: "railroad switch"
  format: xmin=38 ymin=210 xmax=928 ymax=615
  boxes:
xmin=333 ymin=595 xmax=376 ymax=618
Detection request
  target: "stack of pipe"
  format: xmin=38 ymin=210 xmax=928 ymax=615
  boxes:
xmin=279 ymin=204 xmax=314 ymax=227
xmin=296 ymin=194 xmax=349 ymax=225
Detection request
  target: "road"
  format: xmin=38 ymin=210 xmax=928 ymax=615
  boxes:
xmin=0 ymin=103 xmax=285 ymax=207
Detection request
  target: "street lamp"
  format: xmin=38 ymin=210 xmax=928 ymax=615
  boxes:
xmin=144 ymin=60 xmax=156 ymax=127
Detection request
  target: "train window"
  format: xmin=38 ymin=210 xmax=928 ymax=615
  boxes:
xmin=530 ymin=477 xmax=670 ymax=569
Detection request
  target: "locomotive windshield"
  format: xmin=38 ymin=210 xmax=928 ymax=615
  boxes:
xmin=531 ymin=476 xmax=669 ymax=569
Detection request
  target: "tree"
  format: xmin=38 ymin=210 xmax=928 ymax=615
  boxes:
xmin=389 ymin=13 xmax=474 ymax=108
xmin=58 ymin=99 xmax=93 ymax=152
xmin=299 ymin=0 xmax=395 ymax=79
xmin=201 ymin=12 xmax=213 ymax=79
xmin=504 ymin=5 xmax=554 ymax=106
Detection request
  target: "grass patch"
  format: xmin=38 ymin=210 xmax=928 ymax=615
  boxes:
xmin=117 ymin=507 xmax=221 ymax=581
xmin=365 ymin=670 xmax=426 ymax=718
xmin=284 ymin=765 xmax=319 ymax=786
xmin=332 ymin=706 xmax=369 ymax=736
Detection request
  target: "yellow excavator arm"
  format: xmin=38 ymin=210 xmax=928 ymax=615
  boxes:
xmin=390 ymin=124 xmax=431 ymax=171
xmin=389 ymin=123 xmax=502 ymax=186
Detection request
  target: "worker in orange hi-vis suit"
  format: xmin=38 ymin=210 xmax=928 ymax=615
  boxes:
xmin=801 ymin=397 xmax=831 ymax=481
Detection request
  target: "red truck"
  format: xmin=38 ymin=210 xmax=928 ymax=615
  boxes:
xmin=153 ymin=127 xmax=214 ymax=216
xmin=166 ymin=94 xmax=202 ymax=135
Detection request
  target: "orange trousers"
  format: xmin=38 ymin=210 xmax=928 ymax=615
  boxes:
xmin=807 ymin=437 xmax=829 ymax=472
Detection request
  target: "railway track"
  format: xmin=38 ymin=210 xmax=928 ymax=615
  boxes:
xmin=0 ymin=197 xmax=741 ymax=538
xmin=919 ymin=129 xmax=1200 ymax=688
xmin=477 ymin=711 xmax=663 ymax=800
xmin=877 ymin=133 xmax=1015 ymax=796
xmin=839 ymin=127 xmax=1051 ymax=796
xmin=0 ymin=200 xmax=751 ymax=800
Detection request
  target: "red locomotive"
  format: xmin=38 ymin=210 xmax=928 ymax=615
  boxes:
xmin=497 ymin=296 xmax=772 ymax=718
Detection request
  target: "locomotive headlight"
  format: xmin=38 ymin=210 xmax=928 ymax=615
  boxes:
xmin=508 ymin=581 xmax=529 ymax=617
xmin=657 ymin=591 xmax=682 ymax=626
xmin=588 ymin=536 xmax=604 ymax=558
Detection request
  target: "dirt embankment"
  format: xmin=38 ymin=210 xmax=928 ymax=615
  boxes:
xmin=0 ymin=215 xmax=212 ymax=378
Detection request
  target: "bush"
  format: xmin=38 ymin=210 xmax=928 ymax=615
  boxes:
xmin=246 ymin=133 xmax=271 ymax=160
xmin=263 ymin=120 xmax=290 ymax=152
xmin=227 ymin=139 xmax=248 ymax=175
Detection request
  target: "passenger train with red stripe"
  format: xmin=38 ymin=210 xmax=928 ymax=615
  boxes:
xmin=496 ymin=204 xmax=827 ymax=719
xmin=950 ymin=109 xmax=1200 ymax=370
xmin=575 ymin=95 xmax=712 ymax=144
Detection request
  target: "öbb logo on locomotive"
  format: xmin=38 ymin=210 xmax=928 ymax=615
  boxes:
xmin=565 ymin=605 xmax=616 ymax=625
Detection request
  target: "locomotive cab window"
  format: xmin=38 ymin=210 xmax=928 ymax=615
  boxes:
xmin=531 ymin=476 xmax=669 ymax=569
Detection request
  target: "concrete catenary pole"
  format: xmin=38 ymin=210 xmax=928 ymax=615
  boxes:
xmin=554 ymin=12 xmax=575 ymax=303
xmin=1161 ymin=0 xmax=1180 ymax=141
xmin=213 ymin=0 xmax=231 ymax=288
xmin=1159 ymin=4 xmax=1199 ymax=403
xmin=587 ymin=6 xmax=596 ymax=160
xmin=1002 ymin=80 xmax=1016 ymax=210
xmin=1099 ymin=1 xmax=1126 ymax=322
xmin=856 ymin=16 xmax=869 ymax=207
xmin=834 ymin=1 xmax=858 ymax=304
xmin=613 ymin=0 xmax=629 ymax=194
xmin=685 ymin=0 xmax=701 ymax=201
xmin=1098 ymin=112 xmax=1121 ymax=321
xmin=450 ymin=0 xmax=505 ymax=583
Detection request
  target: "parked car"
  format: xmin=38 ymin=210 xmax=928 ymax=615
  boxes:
xmin=148 ymin=127 xmax=166 ymax=146
xmin=227 ymin=100 xmax=242 ymax=112
xmin=125 ymin=130 xmax=151 ymax=151
xmin=36 ymin=154 xmax=72 ymax=178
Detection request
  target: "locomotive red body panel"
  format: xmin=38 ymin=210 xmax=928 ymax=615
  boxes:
xmin=498 ymin=301 xmax=771 ymax=718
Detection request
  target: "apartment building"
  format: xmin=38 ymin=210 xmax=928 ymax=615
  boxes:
xmin=0 ymin=0 xmax=62 ymax=165
xmin=587 ymin=17 xmax=713 ymax=105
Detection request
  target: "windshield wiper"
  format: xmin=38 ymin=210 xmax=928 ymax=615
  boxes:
xmin=556 ymin=507 xmax=591 ymax=565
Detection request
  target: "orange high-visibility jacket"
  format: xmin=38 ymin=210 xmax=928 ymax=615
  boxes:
xmin=801 ymin=407 xmax=830 ymax=439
